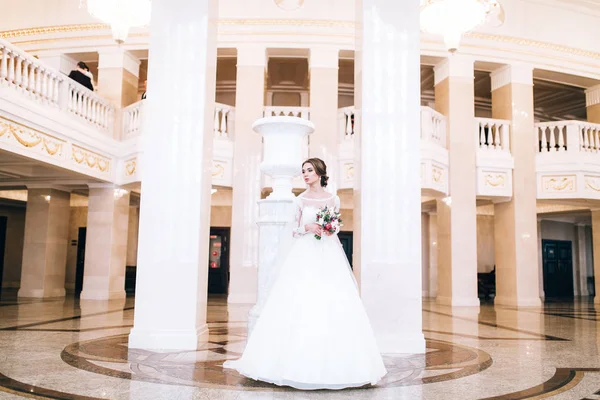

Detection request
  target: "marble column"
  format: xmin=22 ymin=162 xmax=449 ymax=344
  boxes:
xmin=355 ymin=0 xmax=425 ymax=353
xmin=80 ymin=185 xmax=130 ymax=301
xmin=37 ymin=53 xmax=78 ymax=76
xmin=227 ymin=45 xmax=266 ymax=304
xmin=586 ymin=84 xmax=600 ymax=123
xmin=18 ymin=187 xmax=70 ymax=298
xmin=309 ymin=46 xmax=339 ymax=185
xmin=575 ymin=223 xmax=589 ymax=297
xmin=97 ymin=48 xmax=141 ymax=107
xmin=428 ymin=212 xmax=439 ymax=299
xmin=434 ymin=56 xmax=480 ymax=307
xmin=128 ymin=0 xmax=217 ymax=350
xmin=491 ymin=64 xmax=542 ymax=307
xmin=592 ymin=210 xmax=600 ymax=304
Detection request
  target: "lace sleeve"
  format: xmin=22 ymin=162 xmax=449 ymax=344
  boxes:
xmin=292 ymin=197 xmax=307 ymax=237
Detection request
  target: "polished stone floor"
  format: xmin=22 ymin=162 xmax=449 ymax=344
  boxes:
xmin=0 ymin=292 xmax=599 ymax=399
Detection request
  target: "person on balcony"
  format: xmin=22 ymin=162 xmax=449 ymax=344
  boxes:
xmin=141 ymin=80 xmax=147 ymax=100
xmin=68 ymin=61 xmax=94 ymax=92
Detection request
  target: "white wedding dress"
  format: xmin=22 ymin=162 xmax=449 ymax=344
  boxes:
xmin=224 ymin=191 xmax=387 ymax=390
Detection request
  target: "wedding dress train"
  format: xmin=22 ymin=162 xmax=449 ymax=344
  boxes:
xmin=224 ymin=192 xmax=387 ymax=390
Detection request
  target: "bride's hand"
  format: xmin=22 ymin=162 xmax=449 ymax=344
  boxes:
xmin=305 ymin=223 xmax=323 ymax=236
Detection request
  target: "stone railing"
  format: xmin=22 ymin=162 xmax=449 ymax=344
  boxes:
xmin=338 ymin=106 xmax=354 ymax=141
xmin=214 ymin=103 xmax=234 ymax=138
xmin=122 ymin=100 xmax=144 ymax=140
xmin=421 ymin=106 xmax=447 ymax=148
xmin=476 ymin=118 xmax=511 ymax=153
xmin=536 ymin=121 xmax=600 ymax=154
xmin=0 ymin=38 xmax=116 ymax=136
xmin=263 ymin=106 xmax=310 ymax=119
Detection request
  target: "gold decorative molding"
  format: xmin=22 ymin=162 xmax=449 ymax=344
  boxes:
xmin=465 ymin=32 xmax=600 ymax=60
xmin=585 ymin=176 xmax=600 ymax=192
xmin=72 ymin=145 xmax=110 ymax=173
xmin=4 ymin=21 xmax=600 ymax=61
xmin=485 ymin=173 xmax=505 ymax=188
xmin=543 ymin=176 xmax=575 ymax=192
xmin=212 ymin=163 xmax=225 ymax=179
xmin=432 ymin=167 xmax=443 ymax=183
xmin=0 ymin=117 xmax=64 ymax=157
xmin=125 ymin=159 xmax=137 ymax=176
xmin=0 ymin=24 xmax=109 ymax=38
xmin=344 ymin=163 xmax=354 ymax=180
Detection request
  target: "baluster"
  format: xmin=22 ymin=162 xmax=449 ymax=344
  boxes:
xmin=594 ymin=128 xmax=599 ymax=152
xmin=220 ymin=109 xmax=228 ymax=137
xmin=53 ymin=78 xmax=60 ymax=105
xmin=548 ymin=127 xmax=557 ymax=151
xmin=14 ymin=56 xmax=22 ymax=90
xmin=556 ymin=126 xmax=565 ymax=151
xmin=7 ymin=51 xmax=15 ymax=84
xmin=35 ymin=67 xmax=42 ymax=96
xmin=346 ymin=111 xmax=352 ymax=137
xmin=29 ymin=65 xmax=36 ymax=93
xmin=213 ymin=108 xmax=221 ymax=136
xmin=0 ymin=47 xmax=8 ymax=81
xmin=41 ymin=70 xmax=48 ymax=102
xmin=21 ymin=60 xmax=29 ymax=91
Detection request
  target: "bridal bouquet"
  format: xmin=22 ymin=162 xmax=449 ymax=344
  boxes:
xmin=315 ymin=206 xmax=342 ymax=240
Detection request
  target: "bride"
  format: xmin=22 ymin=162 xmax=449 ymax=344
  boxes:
xmin=224 ymin=158 xmax=387 ymax=390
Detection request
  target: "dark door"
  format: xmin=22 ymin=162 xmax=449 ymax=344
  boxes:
xmin=208 ymin=227 xmax=230 ymax=294
xmin=542 ymin=239 xmax=574 ymax=298
xmin=0 ymin=217 xmax=7 ymax=300
xmin=338 ymin=231 xmax=353 ymax=269
xmin=75 ymin=227 xmax=87 ymax=296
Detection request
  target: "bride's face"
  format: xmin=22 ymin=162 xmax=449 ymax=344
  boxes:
xmin=302 ymin=163 xmax=320 ymax=186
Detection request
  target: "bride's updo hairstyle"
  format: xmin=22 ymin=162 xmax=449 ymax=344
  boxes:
xmin=302 ymin=158 xmax=329 ymax=187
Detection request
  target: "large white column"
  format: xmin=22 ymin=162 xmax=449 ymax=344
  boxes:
xmin=128 ymin=0 xmax=218 ymax=350
xmin=97 ymin=48 xmax=141 ymax=107
xmin=434 ymin=55 xmax=480 ymax=307
xmin=309 ymin=46 xmax=339 ymax=185
xmin=575 ymin=223 xmax=589 ymax=297
xmin=80 ymin=184 xmax=130 ymax=301
xmin=491 ymin=64 xmax=542 ymax=307
xmin=228 ymin=45 xmax=266 ymax=304
xmin=355 ymin=0 xmax=425 ymax=354
xmin=18 ymin=187 xmax=70 ymax=298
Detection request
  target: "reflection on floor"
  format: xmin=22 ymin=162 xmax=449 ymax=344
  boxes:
xmin=0 ymin=292 xmax=599 ymax=399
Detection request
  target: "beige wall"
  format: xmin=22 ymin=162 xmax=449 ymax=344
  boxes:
xmin=477 ymin=215 xmax=495 ymax=273
xmin=126 ymin=207 xmax=139 ymax=266
xmin=65 ymin=207 xmax=87 ymax=290
xmin=211 ymin=206 xmax=232 ymax=227
xmin=0 ymin=206 xmax=26 ymax=288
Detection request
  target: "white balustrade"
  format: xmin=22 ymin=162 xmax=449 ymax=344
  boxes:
xmin=0 ymin=40 xmax=63 ymax=108
xmin=338 ymin=106 xmax=355 ymax=141
xmin=420 ymin=106 xmax=447 ymax=148
xmin=214 ymin=103 xmax=234 ymax=138
xmin=1 ymin=38 xmax=117 ymax=136
xmin=65 ymin=80 xmax=115 ymax=133
xmin=122 ymin=100 xmax=144 ymax=139
xmin=535 ymin=121 xmax=600 ymax=154
xmin=476 ymin=118 xmax=511 ymax=152
xmin=263 ymin=106 xmax=310 ymax=119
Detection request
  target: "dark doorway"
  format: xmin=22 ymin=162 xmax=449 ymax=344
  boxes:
xmin=0 ymin=217 xmax=7 ymax=300
xmin=208 ymin=227 xmax=230 ymax=294
xmin=75 ymin=227 xmax=87 ymax=296
xmin=542 ymin=239 xmax=574 ymax=298
xmin=338 ymin=231 xmax=353 ymax=269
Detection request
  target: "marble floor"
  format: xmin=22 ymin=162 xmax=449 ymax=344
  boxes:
xmin=0 ymin=293 xmax=599 ymax=399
